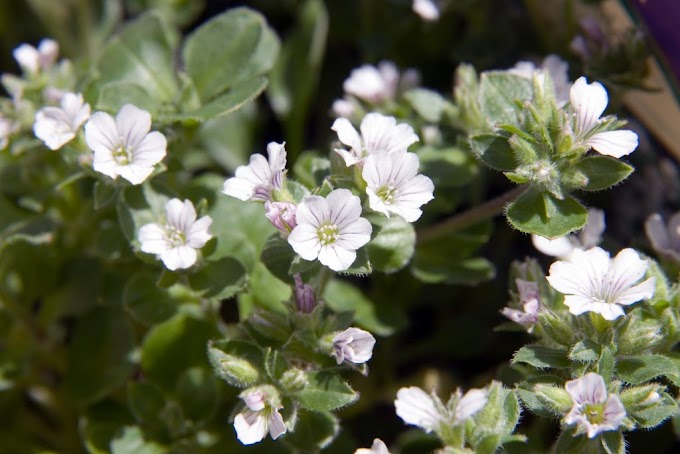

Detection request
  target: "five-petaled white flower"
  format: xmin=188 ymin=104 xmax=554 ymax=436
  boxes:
xmin=394 ymin=386 xmax=442 ymax=433
xmin=343 ymin=61 xmax=400 ymax=104
xmin=287 ymin=189 xmax=372 ymax=271
xmin=223 ymin=141 xmax=287 ymax=202
xmin=13 ymin=39 xmax=58 ymax=75
xmin=412 ymin=0 xmax=441 ymax=22
xmin=564 ymin=372 xmax=626 ymax=438
xmin=355 ymin=438 xmax=390 ymax=454
xmin=332 ymin=327 xmax=376 ymax=365
xmin=85 ymin=104 xmax=167 ymax=185
xmin=546 ymin=247 xmax=655 ymax=320
xmin=233 ymin=388 xmax=287 ymax=445
xmin=532 ymin=208 xmax=605 ymax=259
xmin=34 ymin=92 xmax=91 ymax=150
xmin=362 ymin=150 xmax=434 ymax=222
xmin=501 ymin=279 xmax=541 ymax=330
xmin=332 ymin=113 xmax=419 ymax=167
xmin=570 ymin=76 xmax=638 ymax=158
xmin=138 ymin=198 xmax=213 ymax=271
xmin=645 ymin=212 xmax=680 ymax=263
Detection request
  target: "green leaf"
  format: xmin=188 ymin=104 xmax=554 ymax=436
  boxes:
xmin=175 ymin=367 xmax=219 ymax=422
xmin=631 ymin=393 xmax=679 ymax=429
xmin=127 ymin=381 xmax=166 ymax=430
xmin=141 ymin=312 xmax=217 ymax=390
xmin=617 ymin=354 xmax=680 ymax=385
xmin=554 ymin=427 xmax=589 ymax=454
xmin=323 ymin=279 xmax=396 ymax=336
xmin=293 ymin=152 xmax=331 ymax=188
xmin=294 ymin=371 xmax=358 ymax=412
xmin=340 ymin=248 xmax=372 ymax=276
xmin=123 ymin=272 xmax=183 ymax=326
xmin=97 ymin=13 xmax=178 ymax=104
xmin=207 ymin=339 xmax=263 ymax=387
xmin=478 ymin=72 xmax=533 ymax=126
xmin=182 ymin=7 xmax=279 ymax=101
xmin=82 ymin=401 xmax=132 ymax=454
xmin=417 ymin=146 xmax=479 ymax=188
xmin=574 ymin=156 xmax=634 ymax=191
xmin=187 ymin=257 xmax=247 ymax=300
xmin=260 ymin=235 xmax=296 ymax=282
xmin=366 ymin=215 xmax=415 ymax=273
xmin=94 ymin=180 xmax=119 ymax=210
xmin=468 ymin=133 xmax=516 ymax=171
xmin=568 ymin=340 xmax=601 ymax=363
xmin=516 ymin=376 xmax=566 ymax=418
xmin=96 ymin=81 xmax=158 ymax=113
xmin=64 ymin=306 xmax=135 ymax=405
xmin=506 ymin=187 xmax=588 ymax=239
xmin=284 ymin=409 xmax=339 ymax=450
xmin=512 ymin=345 xmax=570 ymax=369
xmin=404 ymin=88 xmax=451 ymax=122
xmin=601 ymin=431 xmax=625 ymax=454
xmin=110 ymin=426 xmax=166 ymax=454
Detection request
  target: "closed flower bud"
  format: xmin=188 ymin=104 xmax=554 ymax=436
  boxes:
xmin=331 ymin=327 xmax=376 ymax=365
xmin=280 ymin=368 xmax=308 ymax=392
xmin=265 ymin=201 xmax=297 ymax=235
xmin=533 ymin=383 xmax=573 ymax=414
xmin=293 ymin=274 xmax=316 ymax=313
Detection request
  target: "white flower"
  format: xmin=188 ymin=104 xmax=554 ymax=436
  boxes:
xmin=501 ymin=279 xmax=541 ymax=330
xmin=265 ymin=201 xmax=297 ymax=235
xmin=452 ymin=388 xmax=488 ymax=424
xmin=645 ymin=212 xmax=680 ymax=262
xmin=362 ymin=150 xmax=434 ymax=222
xmin=343 ymin=61 xmax=399 ymax=104
xmin=332 ymin=97 xmax=358 ymax=118
xmin=395 ymin=386 xmax=442 ymax=433
xmin=138 ymin=198 xmax=213 ymax=271
xmin=546 ymin=247 xmax=655 ymax=320
xmin=287 ymin=189 xmax=372 ymax=271
xmin=508 ymin=54 xmax=570 ymax=106
xmin=332 ymin=327 xmax=376 ymax=365
xmin=412 ymin=0 xmax=440 ymax=22
xmin=355 ymin=439 xmax=390 ymax=454
xmin=13 ymin=39 xmax=59 ymax=74
xmin=223 ymin=141 xmax=287 ymax=201
xmin=564 ymin=372 xmax=626 ymax=438
xmin=532 ymin=208 xmax=605 ymax=259
xmin=34 ymin=92 xmax=91 ymax=150
xmin=85 ymin=104 xmax=167 ymax=185
xmin=233 ymin=389 xmax=287 ymax=445
xmin=570 ymin=77 xmax=638 ymax=158
xmin=332 ymin=113 xmax=419 ymax=167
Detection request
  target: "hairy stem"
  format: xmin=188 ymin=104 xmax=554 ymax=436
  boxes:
xmin=417 ymin=185 xmax=528 ymax=244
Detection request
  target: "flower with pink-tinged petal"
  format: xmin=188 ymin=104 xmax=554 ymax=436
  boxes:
xmin=546 ymin=247 xmax=655 ymax=320
xmin=570 ymin=77 xmax=638 ymax=158
xmin=13 ymin=39 xmax=59 ymax=74
xmin=362 ymin=150 xmax=434 ymax=222
xmin=85 ymin=104 xmax=167 ymax=185
xmin=564 ymin=372 xmax=626 ymax=438
xmin=265 ymin=201 xmax=297 ymax=235
xmin=233 ymin=388 xmax=287 ymax=445
xmin=332 ymin=113 xmax=419 ymax=167
xmin=138 ymin=199 xmax=213 ymax=271
xmin=332 ymin=327 xmax=376 ymax=365
xmin=287 ymin=189 xmax=372 ymax=271
xmin=501 ymin=279 xmax=541 ymax=330
xmin=343 ymin=61 xmax=399 ymax=104
xmin=355 ymin=438 xmax=390 ymax=454
xmin=34 ymin=92 xmax=90 ymax=150
xmin=223 ymin=142 xmax=287 ymax=202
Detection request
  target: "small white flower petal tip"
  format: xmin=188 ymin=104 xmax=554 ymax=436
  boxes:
xmin=355 ymin=438 xmax=391 ymax=454
xmin=223 ymin=141 xmax=287 ymax=202
xmin=85 ymin=104 xmax=167 ymax=185
xmin=34 ymin=92 xmax=91 ymax=150
xmin=138 ymin=198 xmax=213 ymax=271
xmin=13 ymin=39 xmax=59 ymax=74
xmin=412 ymin=0 xmax=440 ymax=22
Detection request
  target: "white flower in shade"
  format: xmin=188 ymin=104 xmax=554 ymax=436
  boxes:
xmin=362 ymin=150 xmax=434 ymax=222
xmin=0 ymin=115 xmax=14 ymax=149
xmin=645 ymin=212 xmax=680 ymax=262
xmin=546 ymin=247 xmax=655 ymax=320
xmin=138 ymin=199 xmax=213 ymax=271
xmin=395 ymin=387 xmax=442 ymax=433
xmin=412 ymin=0 xmax=440 ymax=22
xmin=570 ymin=77 xmax=638 ymax=158
xmin=355 ymin=439 xmax=390 ymax=454
xmin=564 ymin=372 xmax=626 ymax=438
xmin=508 ymin=54 xmax=570 ymax=106
xmin=13 ymin=39 xmax=59 ymax=74
xmin=233 ymin=389 xmax=287 ymax=445
xmin=501 ymin=279 xmax=541 ymax=330
xmin=332 ymin=97 xmax=358 ymax=118
xmin=85 ymin=104 xmax=167 ymax=185
xmin=452 ymin=388 xmax=489 ymax=425
xmin=343 ymin=61 xmax=399 ymax=104
xmin=287 ymin=189 xmax=372 ymax=271
xmin=332 ymin=113 xmax=419 ymax=167
xmin=332 ymin=327 xmax=376 ymax=365
xmin=34 ymin=92 xmax=90 ymax=150
xmin=223 ymin=141 xmax=287 ymax=202
xmin=264 ymin=201 xmax=297 ymax=235
xmin=532 ymin=208 xmax=605 ymax=259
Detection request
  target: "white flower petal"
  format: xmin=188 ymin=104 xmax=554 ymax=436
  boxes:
xmin=606 ymin=248 xmax=649 ymax=296
xmin=117 ymin=163 xmax=155 ymax=185
xmin=288 ymin=224 xmax=322 ymax=260
xmin=187 ymin=216 xmax=213 ymax=248
xmin=318 ymin=244 xmax=356 ymax=271
xmin=268 ymin=409 xmax=287 ymax=440
xmin=234 ymin=410 xmax=268 ymax=445
xmin=570 ymin=77 xmax=609 ymax=134
xmin=332 ymin=118 xmax=363 ymax=165
xmin=565 ymin=372 xmax=607 ymax=405
xmin=645 ymin=213 xmax=671 ymax=252
xmin=337 ymin=217 xmax=373 ymax=250
xmin=587 ymin=130 xmax=638 ymax=158
xmin=395 ymin=387 xmax=441 ymax=432
xmin=355 ymin=439 xmax=390 ymax=454
xmin=412 ymin=0 xmax=440 ymax=22
xmin=266 ymin=141 xmax=287 ymax=173
xmin=160 ymin=246 xmax=197 ymax=271
xmin=139 ymin=224 xmax=169 ymax=254
xmin=532 ymin=235 xmax=576 ymax=259
xmin=132 ymin=131 xmax=167 ymax=166
xmin=85 ymin=111 xmax=119 ymax=156
xmin=13 ymin=44 xmax=40 ymax=73
xmin=454 ymin=388 xmax=488 ymax=423
xmin=116 ymin=104 xmax=152 ymax=149
xmin=615 ymin=277 xmax=655 ymax=306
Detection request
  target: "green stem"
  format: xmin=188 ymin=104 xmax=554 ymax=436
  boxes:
xmin=417 ymin=185 xmax=528 ymax=244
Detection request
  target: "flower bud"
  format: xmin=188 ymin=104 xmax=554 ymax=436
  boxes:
xmin=294 ymin=274 xmax=316 ymax=313
xmin=620 ymin=384 xmax=666 ymax=413
xmin=533 ymin=383 xmax=572 ymax=413
xmin=330 ymin=327 xmax=376 ymax=365
xmin=616 ymin=317 xmax=662 ymax=355
xmin=207 ymin=345 xmax=259 ymax=387
xmin=265 ymin=201 xmax=297 ymax=235
xmin=280 ymin=368 xmax=309 ymax=392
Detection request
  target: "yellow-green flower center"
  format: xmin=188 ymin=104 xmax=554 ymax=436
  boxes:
xmin=113 ymin=144 xmax=133 ymax=165
xmin=166 ymin=225 xmax=186 ymax=248
xmin=318 ymin=224 xmax=338 ymax=246
xmin=376 ymin=184 xmax=396 ymax=204
xmin=583 ymin=403 xmax=605 ymax=425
